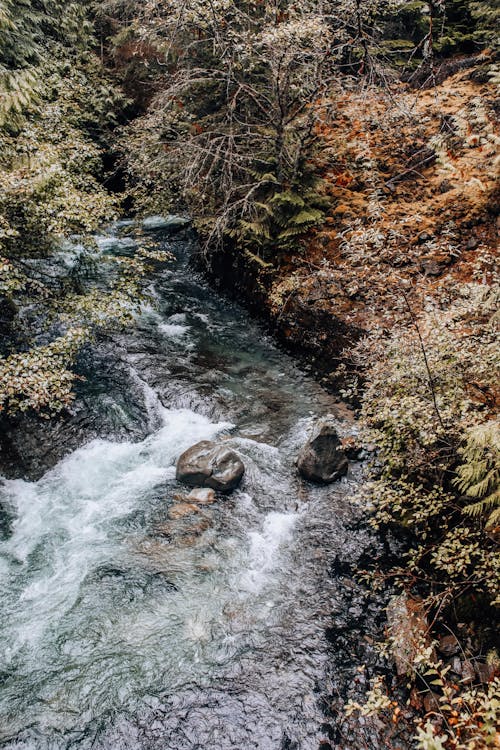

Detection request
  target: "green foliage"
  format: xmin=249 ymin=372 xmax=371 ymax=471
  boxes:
xmin=116 ymin=0 xmax=333 ymax=256
xmin=356 ymin=0 xmax=495 ymax=73
xmin=432 ymin=0 xmax=477 ymax=55
xmin=0 ymin=0 xmax=93 ymax=129
xmin=232 ymin=184 xmax=328 ymax=258
xmin=469 ymin=0 xmax=500 ymax=48
xmin=0 ymin=1 xmax=156 ymax=417
xmin=455 ymin=421 xmax=500 ymax=530
xmin=0 ymin=328 xmax=88 ymax=415
xmin=0 ymin=67 xmax=39 ymax=128
xmin=355 ymin=283 xmax=499 ymax=608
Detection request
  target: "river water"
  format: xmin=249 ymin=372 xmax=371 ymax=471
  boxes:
xmin=0 ymin=222 xmax=389 ymax=749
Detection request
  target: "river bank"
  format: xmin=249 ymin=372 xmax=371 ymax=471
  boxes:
xmin=197 ymin=66 xmax=498 ymax=396
xmin=190 ymin=63 xmax=500 ymax=747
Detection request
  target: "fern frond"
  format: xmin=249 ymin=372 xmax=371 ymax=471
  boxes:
xmin=463 ymin=489 xmax=500 ymax=518
xmin=253 ymin=201 xmax=274 ymax=215
xmin=277 ymin=225 xmax=312 ymax=240
xmin=0 ymin=67 xmax=39 ymax=126
xmin=456 ymin=421 xmax=500 ymax=529
xmin=269 ymin=190 xmax=305 ymax=208
xmin=289 ymin=208 xmax=324 ymax=226
xmin=455 ymin=460 xmax=493 ymax=493
xmin=466 ymin=469 xmax=498 ymax=500
xmin=243 ymin=249 xmax=273 ymax=268
xmin=238 ymin=220 xmax=271 ymax=240
xmin=258 ymin=172 xmax=279 ymax=184
xmin=486 ymin=507 xmax=500 ymax=529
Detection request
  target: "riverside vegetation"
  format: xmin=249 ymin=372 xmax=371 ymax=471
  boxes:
xmin=0 ymin=0 xmax=499 ymax=747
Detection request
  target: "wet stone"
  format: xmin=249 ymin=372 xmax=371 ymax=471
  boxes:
xmin=168 ymin=502 xmax=201 ymax=519
xmin=187 ymin=487 xmax=216 ymax=504
xmin=297 ymin=418 xmax=348 ymax=484
xmin=176 ymin=440 xmax=245 ymax=493
xmin=142 ymin=214 xmax=191 ymax=232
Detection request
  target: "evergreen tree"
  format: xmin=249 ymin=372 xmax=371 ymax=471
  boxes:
xmin=114 ymin=0 xmax=337 ymax=257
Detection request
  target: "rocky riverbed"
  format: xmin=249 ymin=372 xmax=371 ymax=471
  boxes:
xmin=0 ymin=222 xmax=400 ymax=749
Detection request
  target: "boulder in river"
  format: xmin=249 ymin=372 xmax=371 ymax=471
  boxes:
xmin=97 ymin=236 xmax=137 ymax=257
xmin=297 ymin=418 xmax=348 ymax=483
xmin=176 ymin=441 xmax=244 ymax=493
xmin=142 ymin=215 xmax=191 ymax=232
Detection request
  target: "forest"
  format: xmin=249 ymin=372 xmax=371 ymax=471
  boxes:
xmin=0 ymin=0 xmax=498 ymax=748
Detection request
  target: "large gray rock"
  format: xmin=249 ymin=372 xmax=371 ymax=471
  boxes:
xmin=297 ymin=418 xmax=348 ymax=483
xmin=176 ymin=441 xmax=244 ymax=493
xmin=142 ymin=215 xmax=191 ymax=232
xmin=96 ymin=236 xmax=137 ymax=257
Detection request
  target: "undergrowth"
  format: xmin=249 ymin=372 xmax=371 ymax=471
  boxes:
xmin=344 ymin=281 xmax=499 ymax=747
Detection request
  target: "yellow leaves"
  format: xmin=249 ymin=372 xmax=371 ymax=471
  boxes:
xmin=0 ymin=234 xmax=174 ymax=416
xmin=0 ymin=255 xmax=27 ymax=294
xmin=344 ymin=675 xmax=392 ymax=717
xmin=0 ymin=329 xmax=89 ymax=415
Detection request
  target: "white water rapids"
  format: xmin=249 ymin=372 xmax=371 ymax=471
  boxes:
xmin=0 ymin=222 xmax=385 ymax=750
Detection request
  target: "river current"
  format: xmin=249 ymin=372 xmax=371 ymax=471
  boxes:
xmin=0 ymin=222 xmax=388 ymax=749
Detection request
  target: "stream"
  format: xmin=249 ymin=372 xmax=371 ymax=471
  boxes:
xmin=0 ymin=222 xmax=390 ymax=750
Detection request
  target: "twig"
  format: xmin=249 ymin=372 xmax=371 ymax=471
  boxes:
xmin=400 ymin=288 xmax=447 ymax=434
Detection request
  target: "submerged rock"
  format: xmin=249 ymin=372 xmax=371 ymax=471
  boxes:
xmin=97 ymin=236 xmax=137 ymax=257
xmin=142 ymin=215 xmax=191 ymax=232
xmin=172 ymin=488 xmax=217 ymax=505
xmin=187 ymin=487 xmax=216 ymax=504
xmin=297 ymin=418 xmax=348 ymax=483
xmin=176 ymin=440 xmax=244 ymax=493
xmin=168 ymin=502 xmax=201 ymax=519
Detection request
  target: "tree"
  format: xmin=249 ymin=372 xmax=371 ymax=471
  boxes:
xmin=119 ymin=0 xmax=336 ymax=258
xmin=114 ymin=0 xmax=496 ymax=259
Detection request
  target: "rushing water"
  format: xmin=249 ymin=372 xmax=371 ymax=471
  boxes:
xmin=0 ymin=222 xmax=387 ymax=749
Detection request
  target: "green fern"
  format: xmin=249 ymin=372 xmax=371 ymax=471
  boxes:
xmin=0 ymin=67 xmax=39 ymax=127
xmin=232 ymin=184 xmax=326 ymax=256
xmin=455 ymin=421 xmax=500 ymax=529
xmin=237 ymin=220 xmax=272 ymax=241
xmin=0 ymin=0 xmax=93 ymax=129
xmin=288 ymin=208 xmax=324 ymax=226
xmin=269 ymin=190 xmax=306 ymax=208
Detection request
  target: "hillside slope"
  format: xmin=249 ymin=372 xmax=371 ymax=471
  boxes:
xmin=229 ymin=64 xmax=498 ymax=385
